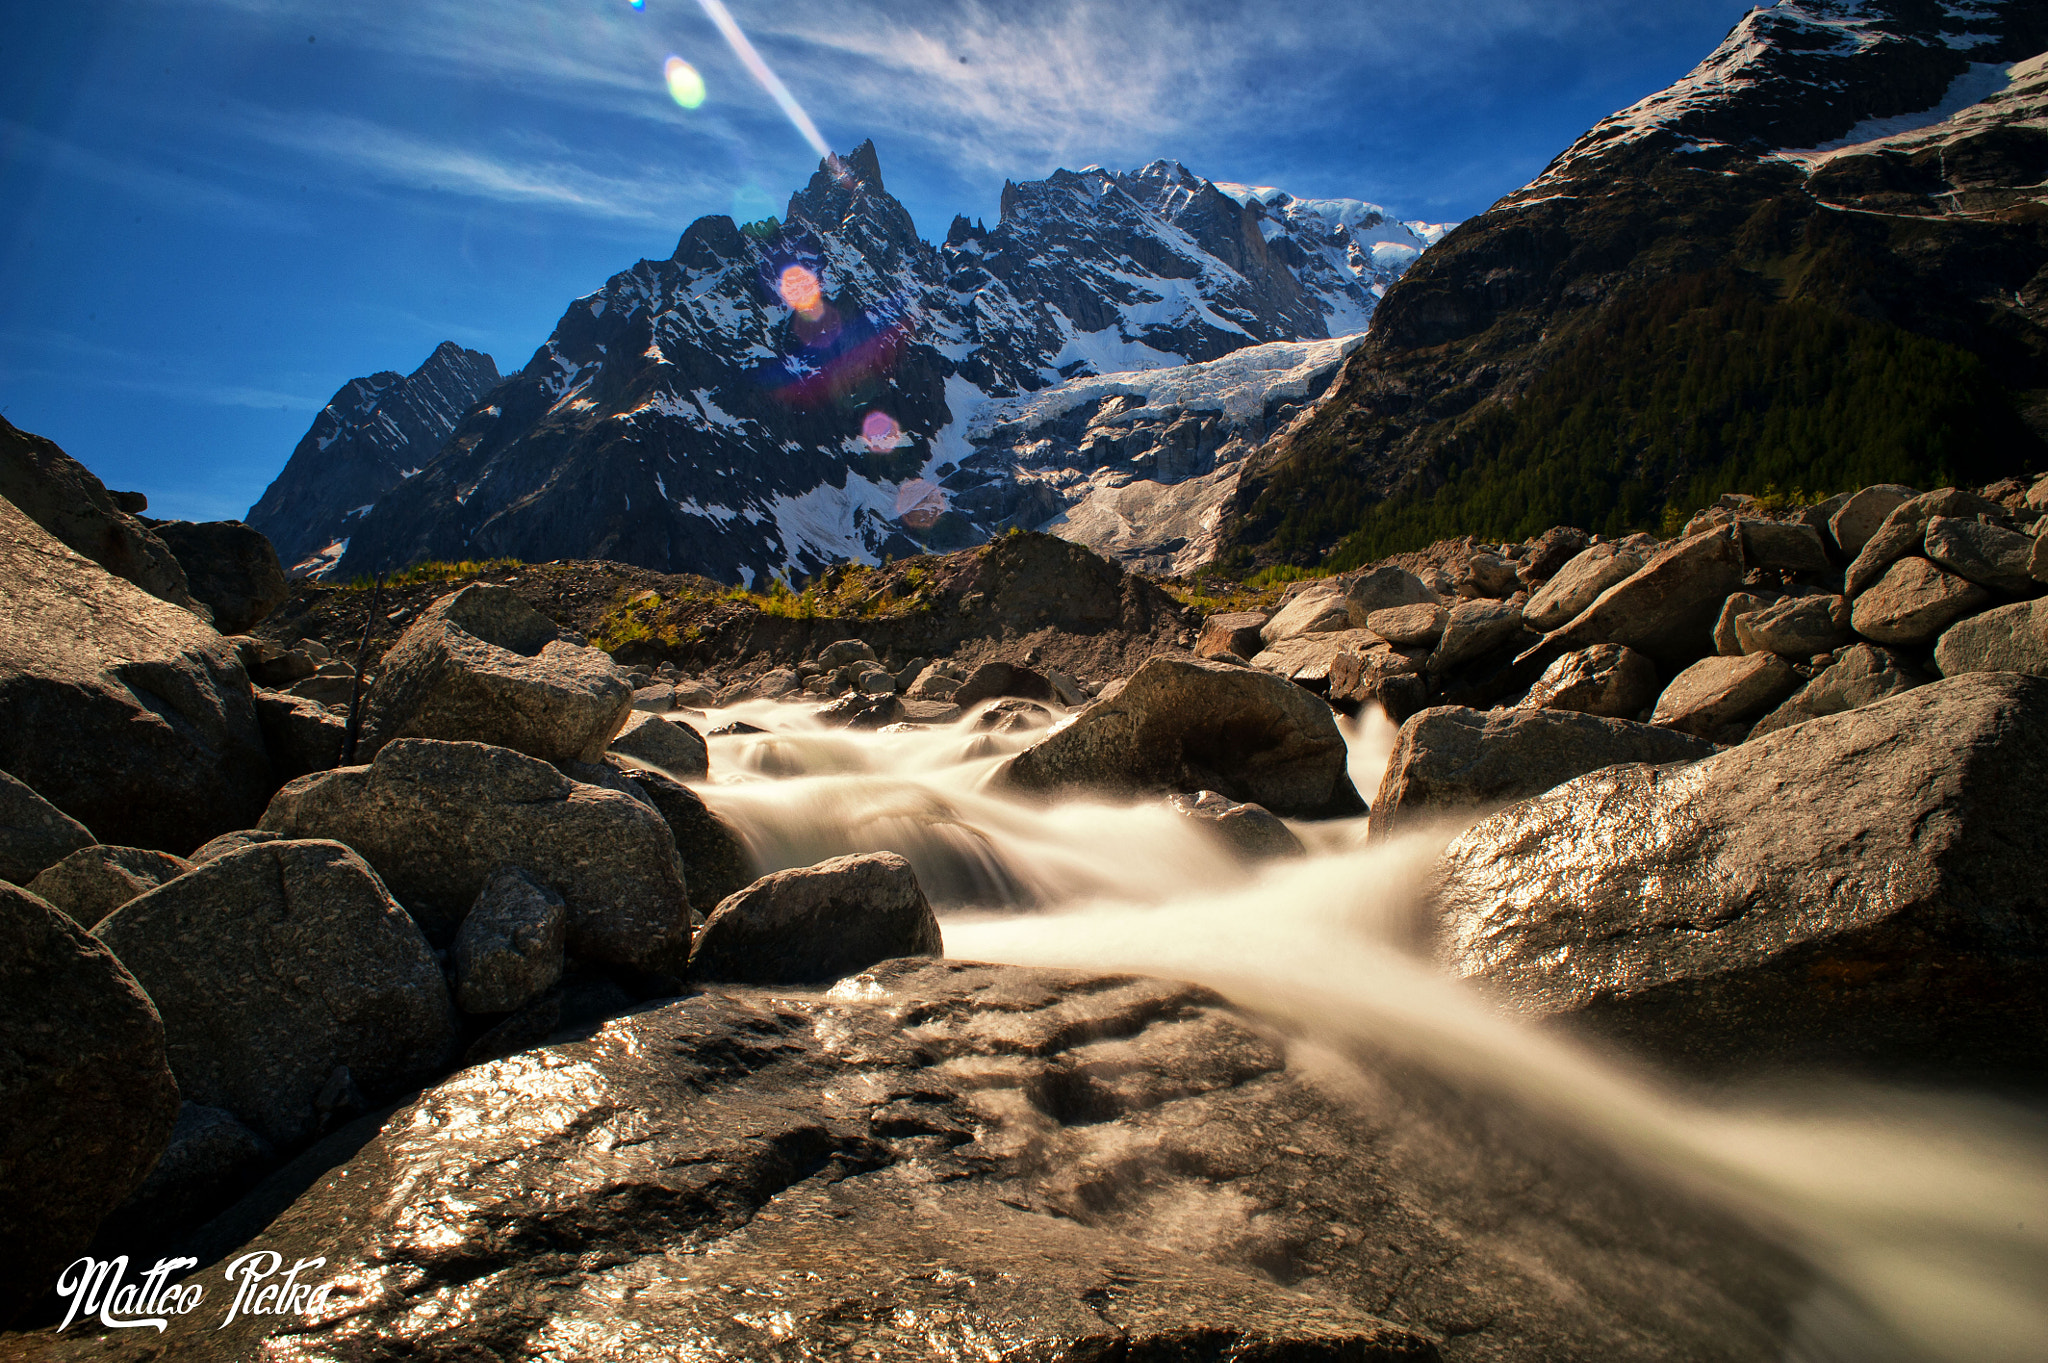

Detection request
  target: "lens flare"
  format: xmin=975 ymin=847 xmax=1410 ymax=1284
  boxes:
xmin=663 ymin=56 xmax=706 ymax=109
xmin=777 ymin=264 xmax=823 ymax=316
xmin=894 ymin=478 xmax=947 ymax=529
xmin=692 ymin=0 xmax=833 ymax=161
xmin=860 ymin=410 xmax=903 ymax=452
xmin=629 ymin=0 xmax=644 ymax=9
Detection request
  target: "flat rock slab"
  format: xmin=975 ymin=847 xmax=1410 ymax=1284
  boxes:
xmin=1432 ymin=673 xmax=2048 ymax=1079
xmin=1523 ymin=543 xmax=1644 ymax=632
xmin=7 ymin=959 xmax=1807 ymax=1361
xmin=1543 ymin=526 xmax=1746 ymax=670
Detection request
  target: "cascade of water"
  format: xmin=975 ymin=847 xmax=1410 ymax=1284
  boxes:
xmin=675 ymin=698 xmax=2048 ymax=1363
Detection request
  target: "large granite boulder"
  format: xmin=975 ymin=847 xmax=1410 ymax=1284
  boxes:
xmin=1933 ymin=598 xmax=2048 ymax=677
xmin=0 ymin=493 xmax=271 ymax=853
xmin=1520 ymin=644 xmax=1658 ymax=719
xmin=1001 ymin=656 xmax=1361 ymax=819
xmin=1750 ymin=644 xmax=1929 ymax=738
xmin=95 ymin=840 xmax=458 ymax=1148
xmin=1166 ymin=790 xmax=1307 ymax=862
xmin=361 ymin=583 xmax=634 ymax=766
xmin=1539 ymin=526 xmax=1746 ymax=670
xmin=1251 ymin=627 xmax=1385 ymax=687
xmin=452 ymin=867 xmax=567 ymax=1015
xmin=26 ymin=845 xmax=191 ymax=928
xmin=1427 ymin=598 xmax=1525 ymax=673
xmin=608 ymin=710 xmax=709 ymax=777
xmin=1258 ymin=584 xmax=1352 ymax=644
xmin=260 ymin=739 xmax=689 ymax=965
xmin=1196 ymin=610 xmax=1268 ymax=660
xmin=688 ymin=851 xmax=941 ymax=984
xmin=1923 ymin=515 xmax=2037 ymax=595
xmin=40 ymin=959 xmax=1809 ymax=1361
xmin=1432 ymin=674 xmax=2048 ymax=1078
xmin=0 ymin=881 xmax=179 ymax=1327
xmin=1843 ymin=488 xmax=2009 ymax=597
xmin=1649 ymin=653 xmax=1802 ymax=742
xmin=253 ymin=688 xmax=347 ymax=781
xmin=1736 ymin=519 xmax=1829 ymax=573
xmin=951 ymin=660 xmax=1058 ymax=707
xmin=0 ymin=768 xmax=94 ymax=886
xmin=1827 ymin=483 xmax=1915 ymax=556
xmin=1732 ymin=595 xmax=1850 ymax=658
xmin=1521 ymin=542 xmax=1644 ymax=631
xmin=148 ymin=518 xmax=289 ymax=635
xmin=605 ymin=759 xmax=756 ymax=914
xmin=1372 ymin=706 xmax=1714 ymax=841
xmin=0 ymin=415 xmax=208 ymax=619
xmin=1849 ymin=557 xmax=1992 ymax=646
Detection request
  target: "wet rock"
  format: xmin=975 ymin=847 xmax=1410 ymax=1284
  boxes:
xmin=1167 ymin=790 xmax=1307 ymax=862
xmin=1197 ymin=610 xmax=1269 ymax=660
xmin=951 ymin=660 xmax=1057 ymax=707
xmin=361 ymin=583 xmax=634 ymax=767
xmin=1002 ymin=656 xmax=1361 ymax=819
xmin=0 ymin=880 xmax=179 ymax=1327
xmin=1849 ymin=557 xmax=1992 ymax=646
xmin=1732 ymin=594 xmax=1850 ymax=658
xmin=453 ymin=868 xmax=567 ymax=1015
xmin=1844 ymin=488 xmax=2008 ymax=597
xmin=1520 ymin=644 xmax=1658 ymax=719
xmin=95 ymin=839 xmax=457 ymax=1148
xmin=972 ymin=697 xmax=1057 ymax=733
xmin=898 ymin=698 xmax=963 ymax=725
xmin=1750 ymin=644 xmax=1929 ymax=738
xmin=26 ymin=845 xmax=191 ymax=928
xmin=1433 ymin=674 xmax=2048 ymax=1079
xmin=1367 ymin=601 xmax=1447 ymax=647
xmin=605 ymin=760 xmax=756 ymax=914
xmin=0 ymin=768 xmax=94 ymax=887
xmin=187 ymin=828 xmax=284 ymax=864
xmin=254 ymin=687 xmax=346 ymax=781
xmin=1328 ymin=644 xmax=1429 ymax=718
xmin=688 ymin=851 xmax=941 ymax=984
xmin=608 ymin=710 xmax=709 ymax=777
xmin=814 ymin=692 xmax=906 ymax=729
xmin=1522 ymin=542 xmax=1644 ymax=632
xmin=92 ymin=1102 xmax=273 ymax=1256
xmin=1932 ymin=598 xmax=2048 ymax=677
xmin=77 ymin=958 xmax=1801 ymax=1362
xmin=148 ymin=518 xmax=289 ymax=635
xmin=0 ymin=493 xmax=270 ymax=853
xmin=459 ymin=991 xmax=563 ymax=1067
xmin=1542 ymin=526 xmax=1745 ymax=669
xmin=1827 ymin=484 xmax=1916 ymax=556
xmin=1737 ymin=519 xmax=1830 ymax=574
xmin=1372 ymin=706 xmax=1714 ymax=841
xmin=260 ymin=739 xmax=689 ymax=965
xmin=815 ymin=638 xmax=877 ymax=668
xmin=1650 ymin=653 xmax=1802 ymax=741
xmin=1923 ymin=515 xmax=2037 ymax=595
xmin=1428 ymin=598 xmax=1525 ymax=672
xmin=754 ymin=667 xmax=801 ymax=699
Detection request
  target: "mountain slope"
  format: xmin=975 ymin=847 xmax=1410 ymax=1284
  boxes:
xmin=302 ymin=144 xmax=1441 ymax=584
xmin=247 ymin=341 xmax=499 ymax=575
xmin=1216 ymin=0 xmax=2048 ymax=572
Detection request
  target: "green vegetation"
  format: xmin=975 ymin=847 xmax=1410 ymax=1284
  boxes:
xmin=343 ymin=558 xmax=525 ymax=590
xmin=1233 ymin=265 xmax=2041 ymax=574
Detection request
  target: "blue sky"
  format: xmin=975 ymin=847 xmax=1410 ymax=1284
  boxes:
xmin=0 ymin=0 xmax=1756 ymax=522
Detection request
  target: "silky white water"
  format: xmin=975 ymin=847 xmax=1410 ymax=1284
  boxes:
xmin=673 ymin=699 xmax=2048 ymax=1362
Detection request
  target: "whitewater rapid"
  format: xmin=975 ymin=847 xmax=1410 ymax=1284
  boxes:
xmin=669 ymin=698 xmax=2048 ymax=1363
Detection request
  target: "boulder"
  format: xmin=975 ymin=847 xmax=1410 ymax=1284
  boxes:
xmin=1923 ymin=515 xmax=2037 ymax=595
xmin=1251 ymin=628 xmax=1384 ymax=686
xmin=2033 ymin=533 xmax=2048 ymax=585
xmin=1196 ymin=611 xmax=1269 ymax=660
xmin=853 ymin=667 xmax=897 ymax=696
xmin=1732 ymin=594 xmax=1850 ymax=658
xmin=1711 ymin=591 xmax=1777 ymax=655
xmin=1428 ymin=598 xmax=1524 ymax=673
xmin=254 ymin=688 xmax=346 ymax=781
xmin=1750 ymin=644 xmax=1929 ymax=737
xmin=815 ymin=692 xmax=905 ymax=729
xmin=891 ymin=657 xmax=931 ymax=692
xmin=1827 ymin=484 xmax=1916 ymax=556
xmin=630 ymin=683 xmax=675 ymax=713
xmin=973 ymin=697 xmax=1057 ymax=733
xmin=1849 ymin=557 xmax=1993 ymax=646
xmin=285 ymin=664 xmax=359 ymax=709
xmin=0 ymin=767 xmax=94 ymax=886
xmin=260 ymin=739 xmax=689 ymax=966
xmin=1457 ymin=549 xmax=1521 ymax=598
xmin=1932 ymin=598 xmax=2048 ymax=677
xmin=952 ymin=660 xmax=1058 ymax=707
xmin=0 ymin=414 xmax=209 ymax=619
xmin=1650 ymin=653 xmax=1802 ymax=741
xmin=0 ymin=880 xmax=179 ymax=1327
xmin=1372 ymin=706 xmax=1714 ymax=841
xmin=1737 ymin=519 xmax=1830 ymax=573
xmin=187 ymin=828 xmax=284 ymax=864
xmin=1342 ymin=564 xmax=1440 ymax=618
xmin=0 ymin=493 xmax=271 ymax=853
xmin=1432 ymin=674 xmax=2048 ymax=1078
xmin=688 ymin=851 xmax=941 ymax=985
xmin=1000 ymin=656 xmax=1361 ymax=819
xmin=1844 ymin=488 xmax=2009 ymax=597
xmin=898 ymin=698 xmax=963 ymax=725
xmin=360 ymin=583 xmax=633 ymax=767
xmin=905 ymin=665 xmax=962 ymax=701
xmin=1515 ymin=525 xmax=1591 ymax=589
xmin=91 ymin=1102 xmax=272 ymax=1256
xmin=605 ymin=760 xmax=756 ymax=914
xmin=453 ymin=868 xmax=568 ymax=1015
xmin=754 ymin=667 xmax=801 ymax=700
xmin=1366 ymin=601 xmax=1446 ymax=647
xmin=608 ymin=710 xmax=709 ymax=777
xmin=1260 ymin=586 xmax=1353 ymax=644
xmin=1166 ymin=790 xmax=1307 ymax=862
xmin=148 ymin=518 xmax=290 ymax=635
xmin=1522 ymin=542 xmax=1644 ymax=631
xmin=815 ymin=638 xmax=877 ymax=668
xmin=1540 ymin=526 xmax=1745 ymax=669
xmin=1327 ymin=644 xmax=1429 ymax=719
xmin=95 ymin=840 xmax=457 ymax=1148
xmin=1520 ymin=644 xmax=1659 ymax=719
xmin=26 ymin=845 xmax=192 ymax=928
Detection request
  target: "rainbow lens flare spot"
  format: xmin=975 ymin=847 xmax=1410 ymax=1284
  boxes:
xmin=664 ymin=57 xmax=706 ymax=109
xmin=861 ymin=410 xmax=903 ymax=451
xmin=778 ymin=264 xmax=824 ymax=316
xmin=629 ymin=0 xmax=644 ymax=9
xmin=894 ymin=479 xmax=946 ymax=529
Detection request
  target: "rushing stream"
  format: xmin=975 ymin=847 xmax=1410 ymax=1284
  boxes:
xmin=672 ymin=699 xmax=2048 ymax=1363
